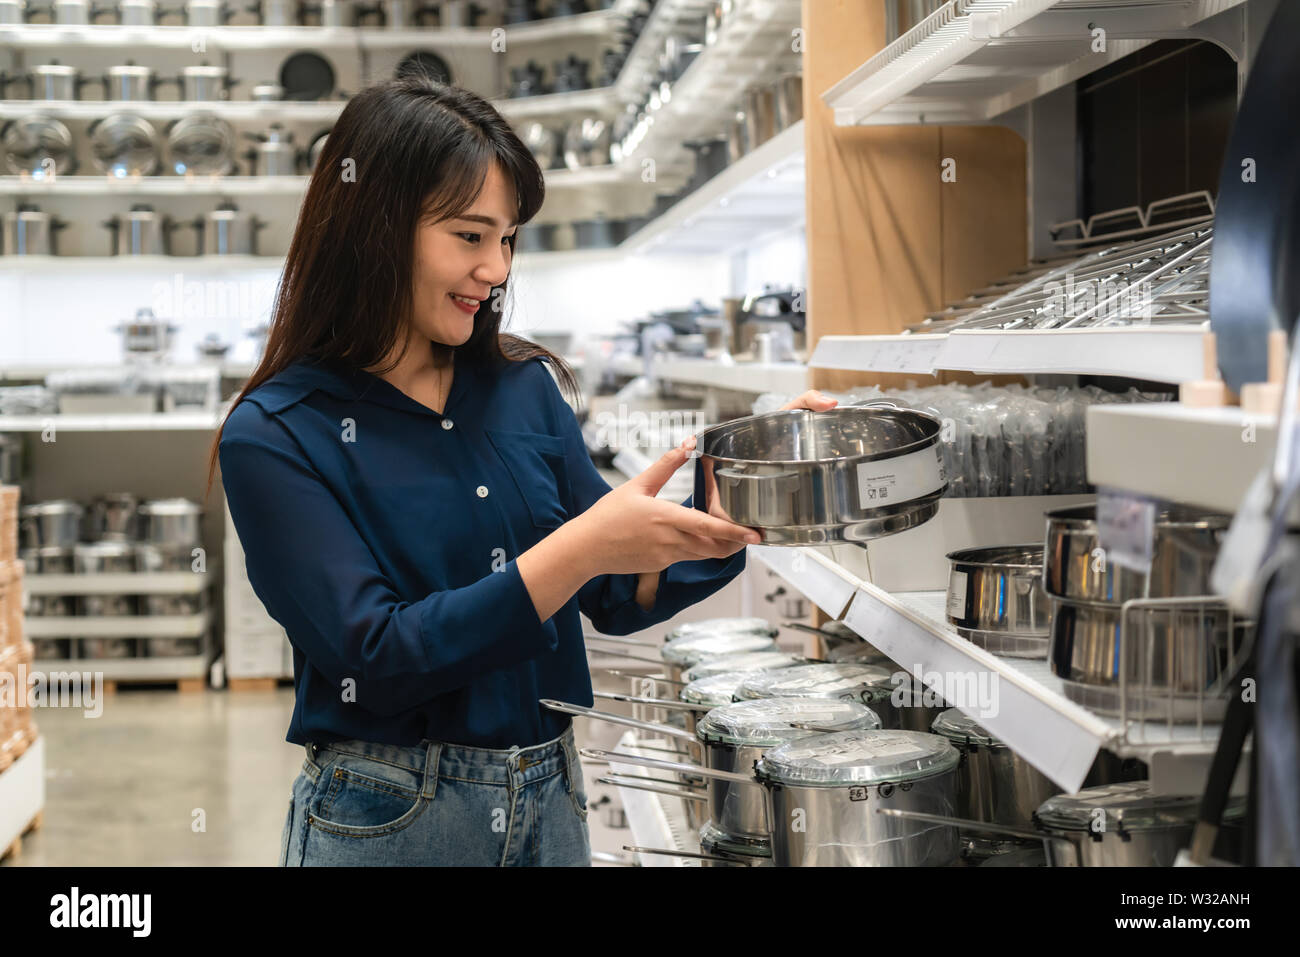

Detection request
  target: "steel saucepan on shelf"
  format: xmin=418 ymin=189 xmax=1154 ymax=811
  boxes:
xmin=545 ymin=696 xmax=879 ymax=847
xmin=103 ymin=204 xmax=172 ymax=256
xmin=166 ymin=113 xmax=237 ymax=176
xmin=88 ymin=113 xmax=162 ymax=178
xmin=693 ymin=404 xmax=947 ymax=545
xmin=3 ymin=115 xmax=76 ymax=177
xmin=1049 ymin=595 xmax=1253 ymax=722
xmin=1043 ymin=503 xmax=1231 ymax=603
xmin=734 ymin=660 xmax=948 ymax=731
xmin=3 ymin=203 xmax=67 ymax=256
xmin=658 ymin=616 xmax=778 ymax=683
xmin=945 ymin=544 xmax=1052 ymax=658
xmin=20 ymin=501 xmax=83 ymax=548
xmin=137 ymin=498 xmax=203 ymax=547
xmin=88 ymin=492 xmax=140 ymax=541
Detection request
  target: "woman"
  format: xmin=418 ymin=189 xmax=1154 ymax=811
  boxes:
xmin=209 ymin=77 xmax=834 ymax=867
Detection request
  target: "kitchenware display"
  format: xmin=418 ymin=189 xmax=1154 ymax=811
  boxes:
xmin=742 ymin=83 xmax=776 ymax=150
xmin=826 ymin=641 xmax=895 ymax=668
xmin=679 ymin=670 xmax=752 ymax=708
xmin=945 ymin=544 xmax=1051 ymax=657
xmin=562 ymin=116 xmax=610 ymax=169
xmin=306 ymin=129 xmax=330 ymax=170
xmin=279 ymin=51 xmax=336 ymax=101
xmin=179 ymin=63 xmax=237 ymax=102
xmin=2 ymin=116 xmax=76 ymax=177
xmin=135 ymin=542 xmax=196 ymax=572
xmin=1043 ymin=503 xmax=1231 ymax=603
xmin=87 ymin=493 xmax=139 ymax=542
xmin=698 ymin=820 xmax=772 ymax=866
xmin=25 ymin=62 xmax=84 ymax=101
xmin=74 ymin=540 xmax=137 ymax=575
xmin=137 ymin=498 xmax=202 ymax=547
xmin=244 ymin=124 xmax=299 ymax=176
xmin=30 ymin=639 xmax=70 ymax=659
xmin=115 ymin=307 xmax=178 ymax=358
xmin=103 ymin=204 xmax=171 ymax=255
xmin=667 ymin=616 xmax=777 ymax=643
xmin=660 ymin=630 xmax=777 ymax=681
xmin=659 ymin=31 xmax=702 ymax=84
xmin=300 ymin=0 xmax=345 ymax=24
xmin=145 ymin=637 xmax=202 ymax=656
xmin=693 ymin=404 xmax=947 ymax=545
xmin=82 ymin=638 xmax=137 ymax=658
xmin=508 ymin=60 xmax=547 ymax=98
xmin=81 ymin=593 xmax=137 ymax=616
xmin=572 ymin=215 xmax=620 ymax=249
xmin=681 ymin=650 xmax=805 ymax=682
xmin=89 ymin=114 xmax=162 ymax=178
xmin=104 ymin=62 xmax=163 ymax=102
xmin=185 ymin=0 xmax=231 ymax=24
xmin=773 ymin=72 xmax=802 ymax=130
xmin=195 ymin=201 xmax=265 ymax=255
xmin=394 ymin=49 xmax=452 ymax=83
xmin=519 ymin=121 xmax=558 ymax=170
xmin=166 ymin=113 xmax=236 ymax=176
xmin=3 ymin=203 xmax=67 ymax=255
xmin=734 ymin=661 xmax=892 ymax=706
xmin=438 ymin=0 xmax=478 ymax=27
xmin=1049 ymin=596 xmax=1252 ymax=721
xmin=250 ymin=82 xmax=286 ymax=101
xmin=551 ymin=53 xmax=591 ymax=92
xmin=159 ymin=366 xmax=220 ymax=410
xmin=118 ymin=0 xmax=156 ymax=24
xmin=54 ymin=0 xmax=90 ymax=22
xmin=250 ymin=0 xmax=297 ymax=25
xmin=20 ymin=546 xmax=75 ymax=575
xmin=196 ymin=332 xmax=231 ymax=361
xmin=20 ymin=502 xmax=84 ymax=549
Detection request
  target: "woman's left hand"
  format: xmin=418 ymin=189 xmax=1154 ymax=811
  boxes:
xmin=779 ymin=389 xmax=838 ymax=412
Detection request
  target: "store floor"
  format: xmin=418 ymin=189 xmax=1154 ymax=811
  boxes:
xmin=9 ymin=686 xmax=644 ymax=867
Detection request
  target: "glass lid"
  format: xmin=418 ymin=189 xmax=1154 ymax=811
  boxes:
xmin=1034 ymin=782 xmax=1203 ymax=832
xmin=756 ymin=729 xmax=959 ymax=786
xmin=735 ymin=662 xmax=893 ymax=703
xmin=665 ymin=617 xmax=779 ymax=642
xmin=930 ymin=708 xmax=1001 ymax=746
xmin=682 ymin=651 xmax=804 ymax=682
xmin=697 ymin=698 xmax=880 ymax=747
xmin=661 ymin=631 xmax=777 ymax=667
xmin=680 ymin=671 xmax=750 ymax=707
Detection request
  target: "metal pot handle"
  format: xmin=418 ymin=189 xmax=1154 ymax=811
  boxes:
xmin=539 ymin=699 xmax=696 ymax=741
xmin=581 ymin=747 xmax=752 ymax=784
xmin=592 ymin=690 xmax=711 ymax=712
xmin=873 ymin=807 xmax=1045 ymax=842
xmin=595 ymin=774 xmax=708 ymax=802
xmin=623 ymin=844 xmax=754 ymax=866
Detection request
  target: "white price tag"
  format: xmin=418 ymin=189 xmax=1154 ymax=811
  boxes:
xmin=1096 ymin=489 xmax=1156 ymax=573
xmin=946 ymin=571 xmax=968 ymax=618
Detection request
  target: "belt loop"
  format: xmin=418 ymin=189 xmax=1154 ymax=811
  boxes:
xmin=306 ymin=741 xmax=317 ymax=762
xmin=560 ymin=727 xmax=577 ymax=794
xmin=421 ymin=741 xmax=441 ymax=800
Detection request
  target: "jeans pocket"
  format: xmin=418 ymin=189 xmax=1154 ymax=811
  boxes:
xmin=566 ymin=755 xmax=589 ymax=822
xmin=309 ymin=758 xmax=429 ymax=838
xmin=278 ymin=790 xmax=295 ymax=866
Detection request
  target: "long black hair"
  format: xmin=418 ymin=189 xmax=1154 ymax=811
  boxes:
xmin=207 ymin=76 xmax=577 ymax=494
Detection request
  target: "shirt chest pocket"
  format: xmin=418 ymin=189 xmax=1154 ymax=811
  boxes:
xmin=484 ymin=428 xmax=570 ymax=530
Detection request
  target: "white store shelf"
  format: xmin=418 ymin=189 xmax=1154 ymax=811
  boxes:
xmin=607 ymin=730 xmax=698 ymax=867
xmin=25 ymin=608 xmax=212 ymax=638
xmin=0 ymin=736 xmax=45 ymax=862
xmin=25 ymin=571 xmax=212 ymax=595
xmin=810 ymin=324 xmax=1210 ymax=383
xmin=1087 ymin=402 xmax=1277 ymax=513
xmin=496 ymin=86 xmax=621 ymax=120
xmin=613 ymin=0 xmax=716 ymax=103
xmin=647 ymin=355 xmax=807 ymax=395
xmin=0 ymin=410 xmax=225 ymax=431
xmin=0 ymin=101 xmax=344 ymax=123
xmin=822 ymin=0 xmax=1247 ymax=126
xmin=28 ymin=653 xmax=209 ymax=679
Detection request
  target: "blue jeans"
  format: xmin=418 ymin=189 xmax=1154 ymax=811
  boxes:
xmin=279 ymin=723 xmax=591 ymax=866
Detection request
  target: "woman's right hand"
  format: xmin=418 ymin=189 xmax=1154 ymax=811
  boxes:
xmin=573 ymin=436 xmax=761 ymax=576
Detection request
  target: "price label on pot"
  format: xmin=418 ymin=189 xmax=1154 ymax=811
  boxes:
xmin=946 ymin=571 xmax=967 ymax=618
xmin=1096 ymin=490 xmax=1155 ymax=573
xmin=856 ymin=446 xmax=944 ymax=508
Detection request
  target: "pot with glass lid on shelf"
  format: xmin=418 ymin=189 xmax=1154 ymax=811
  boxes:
xmin=2 ymin=203 xmax=67 ymax=256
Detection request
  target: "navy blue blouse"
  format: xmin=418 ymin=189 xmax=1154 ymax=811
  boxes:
xmin=219 ymin=350 xmax=746 ymax=750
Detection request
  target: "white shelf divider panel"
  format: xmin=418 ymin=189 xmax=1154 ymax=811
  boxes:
xmin=0 ymin=737 xmax=45 ymax=859
xmin=609 ymin=730 xmax=697 ymax=867
xmin=26 ymin=608 xmax=211 ymax=638
xmin=1087 ymin=403 xmax=1277 ymax=513
xmin=822 ymin=0 xmax=1247 ymax=127
xmin=810 ymin=325 xmax=1210 ymax=382
xmin=25 ymin=571 xmax=211 ymax=595
xmin=646 ymin=355 xmax=808 ymax=395
xmin=28 ymin=653 xmax=209 ymax=679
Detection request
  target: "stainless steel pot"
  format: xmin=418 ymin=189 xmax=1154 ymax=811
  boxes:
xmin=250 ymin=82 xmax=285 ymax=101
xmin=89 ymin=113 xmax=161 ymax=177
xmin=104 ymin=204 xmax=170 ymax=255
xmin=145 ymin=636 xmax=202 ymax=656
xmin=137 ymin=498 xmax=202 ymax=547
xmin=88 ymin=492 xmax=139 ymax=541
xmin=1049 ymin=595 xmax=1252 ymax=721
xmin=74 ymin=540 xmax=136 ymax=574
xmin=196 ymin=202 xmax=265 ymax=255
xmin=2 ymin=116 xmax=76 ymax=177
xmin=243 ymin=124 xmax=298 ymax=176
xmin=659 ymin=617 xmax=778 ymax=683
xmin=104 ymin=63 xmax=161 ymax=101
xmin=733 ymin=660 xmax=891 ymax=705
xmin=28 ymin=63 xmax=81 ymax=100
xmin=3 ymin=203 xmax=67 ymax=255
xmin=742 ymin=83 xmax=776 ymax=150
xmin=1043 ymin=503 xmax=1231 ymax=603
xmin=116 ymin=307 xmax=178 ymax=357
xmin=773 ymin=72 xmax=802 ymax=130
xmin=0 ymin=0 xmax=25 ymax=23
xmin=180 ymin=63 xmax=236 ymax=102
xmin=545 ymin=696 xmax=878 ymax=846
xmin=186 ymin=0 xmax=231 ymax=24
xmin=135 ymin=542 xmax=195 ymax=572
xmin=119 ymin=0 xmax=157 ymax=24
xmin=520 ymin=121 xmax=558 ymax=170
xmin=681 ymin=650 xmax=805 ymax=682
xmin=698 ymin=819 xmax=772 ymax=866
xmin=693 ymin=404 xmax=947 ymax=545
xmin=21 ymin=545 xmax=75 ymax=574
xmin=946 ymin=544 xmax=1052 ymax=658
xmin=301 ymin=0 xmax=345 ymax=24
xmin=167 ymin=113 xmax=236 ymax=176
xmin=562 ymin=116 xmax=611 ymax=170
xmin=251 ymin=0 xmax=296 ymax=25
xmin=19 ymin=501 xmax=83 ymax=548
xmin=726 ymin=107 xmax=748 ymax=163
xmin=54 ymin=0 xmax=90 ymax=22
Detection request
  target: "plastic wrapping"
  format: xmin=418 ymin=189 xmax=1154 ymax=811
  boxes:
xmin=682 ymin=651 xmax=805 ymax=682
xmin=680 ymin=670 xmax=752 ymax=707
xmin=735 ymin=662 xmax=893 ymax=704
xmin=1035 ymin=781 xmax=1243 ymax=832
xmin=660 ymin=631 xmax=777 ymax=667
xmin=751 ymin=384 xmax=1171 ymax=497
xmin=757 ymin=729 xmax=959 ymax=786
xmin=665 ymin=617 xmax=777 ymax=642
xmin=697 ymin=697 xmax=881 ymax=747
xmin=930 ymin=707 xmax=1001 ymax=746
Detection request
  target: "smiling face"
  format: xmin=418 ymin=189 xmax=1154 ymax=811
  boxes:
xmin=410 ymin=162 xmax=518 ymax=348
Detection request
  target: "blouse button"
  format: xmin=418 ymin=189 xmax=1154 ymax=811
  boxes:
xmin=441 ymin=418 xmax=454 ymax=430
xmin=476 ymin=485 xmax=489 ymax=498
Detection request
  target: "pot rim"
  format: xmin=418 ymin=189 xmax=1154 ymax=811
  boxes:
xmin=697 ymin=406 xmax=942 ymax=468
